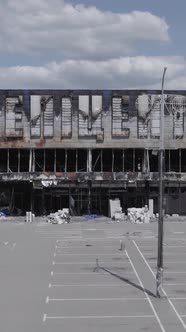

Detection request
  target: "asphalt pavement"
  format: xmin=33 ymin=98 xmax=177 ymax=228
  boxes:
xmin=0 ymin=217 xmax=186 ymax=331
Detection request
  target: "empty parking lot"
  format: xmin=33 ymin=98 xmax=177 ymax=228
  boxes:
xmin=1 ymin=218 xmax=186 ymax=331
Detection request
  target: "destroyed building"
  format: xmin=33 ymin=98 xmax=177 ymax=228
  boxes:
xmin=0 ymin=89 xmax=186 ymax=216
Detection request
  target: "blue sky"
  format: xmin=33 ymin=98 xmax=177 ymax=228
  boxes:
xmin=0 ymin=0 xmax=185 ymax=89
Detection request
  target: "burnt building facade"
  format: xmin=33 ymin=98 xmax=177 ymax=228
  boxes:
xmin=0 ymin=89 xmax=186 ymax=216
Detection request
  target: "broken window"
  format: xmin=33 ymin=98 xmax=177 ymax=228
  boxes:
xmin=92 ymin=149 xmax=102 ymax=172
xmin=78 ymin=95 xmax=103 ymax=138
xmin=45 ymin=149 xmax=55 ymax=172
xmin=43 ymin=96 xmax=54 ymax=138
xmin=9 ymin=149 xmax=18 ymax=172
xmin=77 ymin=150 xmax=87 ymax=172
xmin=181 ymin=150 xmax=186 ymax=172
xmin=56 ymin=149 xmax=65 ymax=172
xmin=114 ymin=150 xmax=123 ymax=172
xmin=20 ymin=150 xmax=30 ymax=172
xmin=30 ymin=96 xmax=41 ymax=137
xmin=136 ymin=94 xmax=149 ymax=138
xmin=102 ymin=149 xmax=112 ymax=172
xmin=35 ymin=149 xmax=44 ymax=172
xmin=0 ymin=149 xmax=7 ymax=172
xmin=112 ymin=96 xmax=130 ymax=138
xmin=67 ymin=149 xmax=76 ymax=172
xmin=135 ymin=149 xmax=144 ymax=172
xmin=167 ymin=95 xmax=186 ymax=138
xmin=170 ymin=150 xmax=179 ymax=172
xmin=149 ymin=150 xmax=158 ymax=172
xmin=61 ymin=97 xmax=72 ymax=138
xmin=124 ymin=149 xmax=134 ymax=172
xmin=5 ymin=96 xmax=23 ymax=137
xmin=150 ymin=95 xmax=161 ymax=138
xmin=165 ymin=150 xmax=170 ymax=172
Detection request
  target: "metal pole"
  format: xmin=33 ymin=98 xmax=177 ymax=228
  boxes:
xmin=156 ymin=67 xmax=167 ymax=298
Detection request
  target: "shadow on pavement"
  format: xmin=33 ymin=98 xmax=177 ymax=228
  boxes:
xmin=93 ymin=262 xmax=156 ymax=298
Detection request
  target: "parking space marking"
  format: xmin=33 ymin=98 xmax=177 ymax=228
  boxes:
xmin=169 ymin=298 xmax=186 ymax=300
xmin=166 ymin=238 xmax=186 ymax=241
xmin=50 ymin=272 xmax=124 ymax=275
xmin=164 ymin=283 xmax=186 ymax=286
xmin=52 ymin=261 xmax=130 ymax=265
xmin=133 ymin=240 xmax=186 ymax=330
xmin=48 ymin=283 xmax=134 ymax=287
xmin=56 ymin=236 xmax=153 ymax=241
xmin=173 ymin=232 xmax=185 ymax=234
xmin=140 ymin=245 xmax=186 ymax=248
xmin=46 ymin=296 xmax=147 ymax=302
xmin=144 ymin=252 xmax=186 ymax=255
xmin=43 ymin=314 xmax=155 ymax=322
xmin=56 ymin=245 xmax=120 ymax=249
xmin=163 ymin=271 xmax=186 ymax=274
xmin=149 ymin=261 xmax=186 ymax=264
xmin=54 ymin=253 xmax=127 ymax=256
xmin=125 ymin=250 xmax=166 ymax=332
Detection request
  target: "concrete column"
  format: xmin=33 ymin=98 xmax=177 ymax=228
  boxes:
xmin=88 ymin=149 xmax=92 ymax=172
xmin=29 ymin=149 xmax=32 ymax=172
xmin=7 ymin=149 xmax=9 ymax=173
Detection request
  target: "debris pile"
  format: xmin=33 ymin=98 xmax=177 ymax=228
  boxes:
xmin=25 ymin=211 xmax=35 ymax=222
xmin=109 ymin=199 xmax=124 ymax=221
xmin=127 ymin=205 xmax=150 ymax=223
xmin=47 ymin=209 xmax=70 ymax=224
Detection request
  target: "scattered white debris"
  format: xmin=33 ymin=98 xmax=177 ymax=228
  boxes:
xmin=127 ymin=205 xmax=150 ymax=223
xmin=109 ymin=199 xmax=125 ymax=221
xmin=26 ymin=211 xmax=35 ymax=223
xmin=47 ymin=209 xmax=70 ymax=224
xmin=109 ymin=199 xmax=121 ymax=218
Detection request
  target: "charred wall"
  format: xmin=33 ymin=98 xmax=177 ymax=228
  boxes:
xmin=0 ymin=89 xmax=186 ymax=215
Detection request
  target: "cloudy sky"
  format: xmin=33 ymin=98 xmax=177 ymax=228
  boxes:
xmin=0 ymin=0 xmax=185 ymax=89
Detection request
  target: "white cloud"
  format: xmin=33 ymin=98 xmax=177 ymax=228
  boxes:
xmin=0 ymin=56 xmax=186 ymax=89
xmin=0 ymin=0 xmax=169 ymax=59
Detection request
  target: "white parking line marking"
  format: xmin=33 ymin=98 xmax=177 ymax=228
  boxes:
xmin=164 ymin=283 xmax=186 ymax=286
xmin=56 ymin=245 xmax=122 ymax=249
xmin=125 ymin=250 xmax=166 ymax=332
xmin=56 ymin=236 xmax=151 ymax=241
xmin=133 ymin=240 xmax=186 ymax=330
xmin=145 ymin=252 xmax=186 ymax=255
xmin=43 ymin=314 xmax=47 ymax=322
xmin=48 ymin=283 xmax=134 ymax=287
xmin=169 ymin=298 xmax=186 ymax=300
xmin=54 ymin=253 xmax=126 ymax=256
xmin=36 ymin=231 xmax=81 ymax=234
xmin=150 ymin=261 xmax=186 ymax=264
xmin=50 ymin=272 xmax=125 ymax=275
xmin=173 ymin=232 xmax=185 ymax=234
xmin=46 ymin=297 xmax=147 ymax=302
xmin=167 ymin=238 xmax=186 ymax=241
xmin=52 ymin=261 xmax=129 ymax=265
xmin=43 ymin=314 xmax=155 ymax=321
xmin=41 ymin=237 xmax=83 ymax=239
xmin=164 ymin=271 xmax=186 ymax=274
xmin=140 ymin=245 xmax=186 ymax=248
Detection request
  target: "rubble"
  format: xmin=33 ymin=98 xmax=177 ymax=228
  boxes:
xmin=47 ymin=209 xmax=70 ymax=224
xmin=109 ymin=199 xmax=124 ymax=221
xmin=127 ymin=205 xmax=150 ymax=223
xmin=25 ymin=211 xmax=35 ymax=223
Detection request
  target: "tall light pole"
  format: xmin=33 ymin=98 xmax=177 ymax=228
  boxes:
xmin=156 ymin=67 xmax=167 ymax=298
